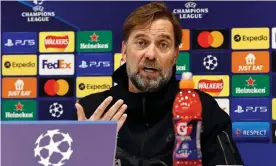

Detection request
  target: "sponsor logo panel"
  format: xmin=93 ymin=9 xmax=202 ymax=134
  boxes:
xmin=215 ymin=98 xmax=230 ymax=115
xmin=1 ymin=100 xmax=37 ymax=120
xmin=192 ymin=29 xmax=229 ymax=50
xmin=272 ymin=123 xmax=276 ymax=143
xmin=2 ymin=55 xmax=37 ymax=75
xmin=272 ymin=51 xmax=276 ymax=72
xmin=179 ymin=29 xmax=190 ymax=50
xmin=2 ymin=77 xmax=37 ymax=98
xmin=272 ymin=99 xmax=276 ymax=120
xmin=76 ymin=77 xmax=112 ymax=98
xmin=231 ymin=75 xmax=269 ymax=97
xmin=232 ymin=122 xmax=270 ymax=142
xmin=271 ymin=27 xmax=276 ymax=49
xmin=38 ymin=100 xmax=76 ymax=120
xmin=2 ymin=32 xmax=37 ymax=53
xmin=231 ymin=28 xmax=269 ymax=49
xmin=231 ymin=98 xmax=270 ymax=121
xmin=232 ymin=51 xmax=269 ymax=73
xmin=193 ymin=75 xmax=229 ymax=97
xmin=76 ymin=53 xmax=113 ymax=75
xmin=39 ymin=77 xmax=74 ymax=97
xmin=114 ymin=53 xmax=125 ymax=71
xmin=76 ymin=31 xmax=112 ymax=52
xmin=39 ymin=31 xmax=75 ymax=52
xmin=39 ymin=54 xmax=74 ymax=75
xmin=176 ymin=52 xmax=190 ymax=74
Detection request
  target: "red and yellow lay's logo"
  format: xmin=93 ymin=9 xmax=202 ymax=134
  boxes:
xmin=39 ymin=32 xmax=74 ymax=52
xmin=193 ymin=75 xmax=229 ymax=97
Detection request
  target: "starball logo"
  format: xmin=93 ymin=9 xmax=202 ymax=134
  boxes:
xmin=21 ymin=0 xmax=55 ymax=22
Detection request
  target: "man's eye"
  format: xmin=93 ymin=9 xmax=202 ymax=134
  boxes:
xmin=137 ymin=40 xmax=146 ymax=46
xmin=160 ymin=42 xmax=169 ymax=49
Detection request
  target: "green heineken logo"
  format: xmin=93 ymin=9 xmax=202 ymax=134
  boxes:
xmin=77 ymin=31 xmax=112 ymax=52
xmin=232 ymin=75 xmax=269 ymax=96
xmin=1 ymin=100 xmax=36 ymax=120
xmin=176 ymin=52 xmax=190 ymax=74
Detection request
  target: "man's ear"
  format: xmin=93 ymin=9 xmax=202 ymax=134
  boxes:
xmin=121 ymin=41 xmax=127 ymax=60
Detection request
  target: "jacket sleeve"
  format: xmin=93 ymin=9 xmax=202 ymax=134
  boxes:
xmin=200 ymin=93 xmax=244 ymax=166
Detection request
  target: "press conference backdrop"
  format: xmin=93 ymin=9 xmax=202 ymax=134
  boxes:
xmin=1 ymin=1 xmax=276 ymax=166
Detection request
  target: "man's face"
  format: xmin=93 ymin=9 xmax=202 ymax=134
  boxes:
xmin=122 ymin=19 xmax=179 ymax=92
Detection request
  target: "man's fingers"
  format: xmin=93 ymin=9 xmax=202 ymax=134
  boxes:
xmin=111 ymin=104 xmax=127 ymax=120
xmin=102 ymin=99 xmax=124 ymax=120
xmin=117 ymin=114 xmax=127 ymax=132
xmin=75 ymin=103 xmax=86 ymax=120
xmin=90 ymin=96 xmax=113 ymax=120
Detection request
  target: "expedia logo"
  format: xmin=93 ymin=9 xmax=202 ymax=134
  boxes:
xmin=198 ymin=79 xmax=224 ymax=94
xmin=234 ymin=34 xmax=268 ymax=42
xmin=44 ymin=35 xmax=69 ymax=49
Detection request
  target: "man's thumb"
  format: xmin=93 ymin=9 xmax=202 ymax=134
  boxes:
xmin=75 ymin=103 xmax=86 ymax=120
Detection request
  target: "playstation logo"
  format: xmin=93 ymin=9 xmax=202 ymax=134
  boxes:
xmin=4 ymin=39 xmax=14 ymax=47
xmin=79 ymin=61 xmax=88 ymax=68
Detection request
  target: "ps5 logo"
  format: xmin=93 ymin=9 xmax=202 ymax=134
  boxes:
xmin=79 ymin=60 xmax=110 ymax=68
xmin=234 ymin=105 xmax=268 ymax=113
xmin=4 ymin=39 xmax=35 ymax=47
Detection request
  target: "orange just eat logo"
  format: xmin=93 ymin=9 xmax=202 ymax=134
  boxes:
xmin=193 ymin=75 xmax=229 ymax=97
xmin=179 ymin=29 xmax=190 ymax=50
xmin=2 ymin=77 xmax=37 ymax=98
xmin=232 ymin=51 xmax=269 ymax=73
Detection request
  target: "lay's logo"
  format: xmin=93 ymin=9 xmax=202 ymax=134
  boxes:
xmin=39 ymin=32 xmax=74 ymax=53
xmin=193 ymin=75 xmax=229 ymax=97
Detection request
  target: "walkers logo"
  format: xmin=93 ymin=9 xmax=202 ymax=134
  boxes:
xmin=231 ymin=98 xmax=270 ymax=121
xmin=231 ymin=28 xmax=269 ymax=49
xmin=215 ymin=98 xmax=229 ymax=115
xmin=2 ymin=32 xmax=37 ymax=53
xmin=76 ymin=77 xmax=112 ymax=98
xmin=179 ymin=29 xmax=190 ymax=50
xmin=232 ymin=51 xmax=269 ymax=73
xmin=232 ymin=75 xmax=269 ymax=97
xmin=192 ymin=29 xmax=229 ymax=50
xmin=39 ymin=77 xmax=74 ymax=97
xmin=272 ymin=51 xmax=276 ymax=72
xmin=176 ymin=52 xmax=190 ymax=74
xmin=39 ymin=100 xmax=75 ymax=120
xmin=1 ymin=100 xmax=37 ymax=120
xmin=76 ymin=53 xmax=113 ymax=76
xmin=192 ymin=52 xmax=230 ymax=73
xmin=2 ymin=77 xmax=37 ymax=98
xmin=232 ymin=122 xmax=270 ymax=142
xmin=271 ymin=28 xmax=276 ymax=49
xmin=76 ymin=31 xmax=112 ymax=52
xmin=39 ymin=31 xmax=74 ymax=52
xmin=114 ymin=53 xmax=125 ymax=71
xmin=39 ymin=54 xmax=74 ymax=75
xmin=272 ymin=123 xmax=276 ymax=143
xmin=173 ymin=2 xmax=209 ymax=19
xmin=193 ymin=75 xmax=229 ymax=97
xmin=272 ymin=99 xmax=276 ymax=120
xmin=2 ymin=55 xmax=37 ymax=75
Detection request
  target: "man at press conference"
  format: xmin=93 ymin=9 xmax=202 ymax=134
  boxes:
xmin=73 ymin=2 xmax=244 ymax=166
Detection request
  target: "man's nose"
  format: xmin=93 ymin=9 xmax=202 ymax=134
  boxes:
xmin=144 ymin=44 xmax=157 ymax=60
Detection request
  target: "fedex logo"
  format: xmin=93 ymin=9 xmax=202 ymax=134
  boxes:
xmin=76 ymin=53 xmax=113 ymax=76
xmin=39 ymin=54 xmax=74 ymax=75
xmin=2 ymin=32 xmax=37 ymax=53
xmin=231 ymin=98 xmax=270 ymax=121
xmin=42 ymin=60 xmax=72 ymax=69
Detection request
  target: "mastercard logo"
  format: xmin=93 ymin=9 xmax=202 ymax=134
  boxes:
xmin=197 ymin=31 xmax=224 ymax=48
xmin=44 ymin=79 xmax=69 ymax=96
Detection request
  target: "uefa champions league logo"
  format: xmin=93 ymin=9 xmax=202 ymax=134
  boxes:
xmin=34 ymin=129 xmax=73 ymax=166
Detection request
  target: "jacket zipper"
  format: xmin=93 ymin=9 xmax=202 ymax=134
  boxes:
xmin=222 ymin=131 xmax=237 ymax=164
xmin=139 ymin=97 xmax=148 ymax=166
xmin=217 ymin=135 xmax=229 ymax=165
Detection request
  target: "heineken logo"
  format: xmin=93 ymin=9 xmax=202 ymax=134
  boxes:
xmin=77 ymin=31 xmax=112 ymax=52
xmin=1 ymin=100 xmax=36 ymax=120
xmin=232 ymin=75 xmax=269 ymax=96
xmin=176 ymin=52 xmax=190 ymax=74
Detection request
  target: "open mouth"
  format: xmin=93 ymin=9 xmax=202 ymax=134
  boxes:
xmin=143 ymin=67 xmax=158 ymax=72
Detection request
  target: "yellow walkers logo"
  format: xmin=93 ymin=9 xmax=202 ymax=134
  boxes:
xmin=39 ymin=31 xmax=75 ymax=52
xmin=76 ymin=77 xmax=112 ymax=97
xmin=232 ymin=28 xmax=269 ymax=49
xmin=193 ymin=75 xmax=229 ymax=97
xmin=2 ymin=55 xmax=37 ymax=75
